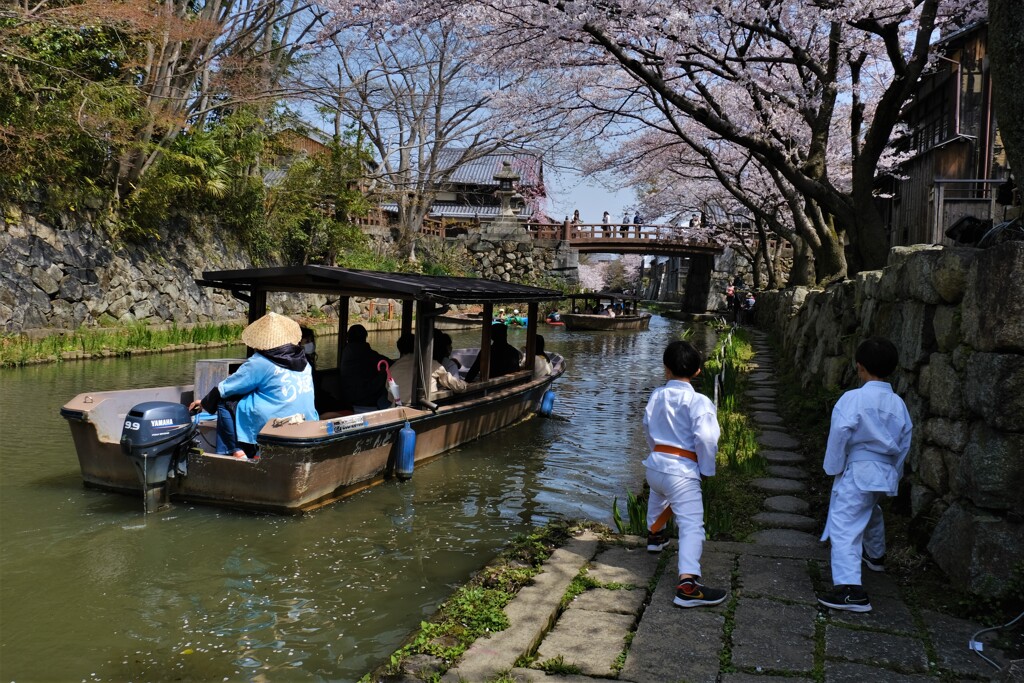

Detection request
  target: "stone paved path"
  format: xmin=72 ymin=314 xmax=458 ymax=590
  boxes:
xmin=404 ymin=331 xmax=1013 ymax=683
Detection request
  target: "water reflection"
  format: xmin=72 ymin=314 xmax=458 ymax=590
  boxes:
xmin=0 ymin=315 xmax=713 ymax=682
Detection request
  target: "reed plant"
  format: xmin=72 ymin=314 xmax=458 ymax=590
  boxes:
xmin=0 ymin=322 xmax=246 ymax=367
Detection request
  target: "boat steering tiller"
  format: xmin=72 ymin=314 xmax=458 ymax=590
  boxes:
xmin=120 ymin=401 xmax=198 ymax=513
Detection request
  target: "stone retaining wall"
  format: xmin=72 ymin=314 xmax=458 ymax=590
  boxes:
xmin=755 ymin=242 xmax=1024 ymax=596
xmin=1 ymin=210 xmax=568 ymax=333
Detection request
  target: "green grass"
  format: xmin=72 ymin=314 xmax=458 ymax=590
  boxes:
xmin=0 ymin=322 xmax=247 ymax=367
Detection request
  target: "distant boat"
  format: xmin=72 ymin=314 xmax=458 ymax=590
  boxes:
xmin=561 ymin=292 xmax=651 ymax=331
xmin=61 ymin=266 xmax=564 ymax=515
xmin=435 ymin=311 xmax=485 ymax=329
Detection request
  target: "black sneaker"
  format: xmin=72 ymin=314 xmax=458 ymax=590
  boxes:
xmin=817 ymin=584 xmax=871 ymax=612
xmin=673 ymin=578 xmax=727 ymax=608
xmin=647 ymin=530 xmax=670 ymax=553
xmin=862 ymin=552 xmax=885 ymax=572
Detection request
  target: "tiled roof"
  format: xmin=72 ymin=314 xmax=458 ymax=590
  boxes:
xmin=379 ymin=203 xmax=536 ymax=218
xmin=434 ymin=149 xmax=543 ymax=188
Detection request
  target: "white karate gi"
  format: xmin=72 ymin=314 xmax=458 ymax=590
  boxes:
xmin=820 ymin=381 xmax=912 ymax=586
xmin=642 ymin=379 xmax=720 ymax=577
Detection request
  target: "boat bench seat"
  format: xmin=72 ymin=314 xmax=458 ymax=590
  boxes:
xmin=432 ymin=370 xmax=533 ymax=402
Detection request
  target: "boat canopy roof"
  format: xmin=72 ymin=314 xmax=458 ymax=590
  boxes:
xmin=565 ymin=291 xmax=642 ymax=302
xmin=197 ymin=265 xmax=562 ymax=304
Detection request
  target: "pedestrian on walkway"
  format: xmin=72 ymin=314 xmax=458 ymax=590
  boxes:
xmin=818 ymin=337 xmax=912 ymax=613
xmin=642 ymin=340 xmax=728 ymax=608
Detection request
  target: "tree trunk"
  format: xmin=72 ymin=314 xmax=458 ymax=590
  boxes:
xmin=787 ymin=236 xmax=815 ymax=287
xmin=990 ymin=0 xmax=1024 ymax=183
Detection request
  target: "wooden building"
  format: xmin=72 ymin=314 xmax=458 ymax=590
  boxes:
xmin=882 ymin=22 xmax=1012 ymax=247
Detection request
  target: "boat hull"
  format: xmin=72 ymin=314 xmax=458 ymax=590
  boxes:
xmin=561 ymin=313 xmax=651 ymax=331
xmin=61 ymin=371 xmax=560 ymax=514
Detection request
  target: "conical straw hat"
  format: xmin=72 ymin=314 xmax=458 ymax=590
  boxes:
xmin=241 ymin=312 xmax=301 ymax=350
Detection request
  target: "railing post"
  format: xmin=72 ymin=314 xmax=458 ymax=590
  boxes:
xmin=563 ymin=219 xmax=570 ymax=241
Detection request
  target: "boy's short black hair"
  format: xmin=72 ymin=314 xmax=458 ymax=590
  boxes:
xmin=856 ymin=337 xmax=899 ymax=378
xmin=664 ymin=340 xmax=702 ymax=378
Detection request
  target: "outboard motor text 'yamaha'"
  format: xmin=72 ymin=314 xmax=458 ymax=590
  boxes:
xmin=120 ymin=401 xmax=197 ymax=513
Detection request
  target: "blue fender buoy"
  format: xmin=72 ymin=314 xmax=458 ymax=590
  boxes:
xmin=396 ymin=421 xmax=416 ymax=480
xmin=540 ymin=390 xmax=556 ymax=417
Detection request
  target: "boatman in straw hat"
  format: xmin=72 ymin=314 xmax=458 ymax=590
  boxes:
xmin=189 ymin=312 xmax=318 ymax=459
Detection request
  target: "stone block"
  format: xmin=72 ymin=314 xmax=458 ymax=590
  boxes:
xmin=910 ymin=483 xmax=936 ymax=518
xmin=895 ymin=301 xmax=935 ymax=370
xmin=933 ymin=247 xmax=978 ymax=303
xmin=738 ymin=556 xmax=816 ymax=603
xmin=923 ymin=417 xmax=970 ymax=452
xmin=931 ymin=304 xmax=962 ymax=352
xmin=896 ymin=248 xmax=946 ymax=304
xmin=30 ymin=266 xmax=60 ymax=295
xmin=824 ymin=626 xmax=928 ymax=672
xmin=824 ymin=660 xmax=933 ymax=682
xmin=962 ymin=352 xmax=1024 ymax=431
xmin=927 ymin=501 xmax=1024 ymax=595
xmin=962 ymin=241 xmax=1024 ymax=352
xmin=732 ymin=598 xmax=817 ymax=670
xmin=586 ymin=546 xmax=660 ymax=587
xmin=926 ymin=353 xmax=963 ymax=417
xmin=915 ymin=446 xmax=949 ymax=492
xmin=534 ymin=609 xmax=635 ymax=677
xmin=958 ymin=422 xmax=1024 ymax=512
xmin=922 ymin=608 xmax=1013 ymax=677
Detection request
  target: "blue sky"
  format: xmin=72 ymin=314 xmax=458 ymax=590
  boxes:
xmin=545 ymin=168 xmax=634 ymax=224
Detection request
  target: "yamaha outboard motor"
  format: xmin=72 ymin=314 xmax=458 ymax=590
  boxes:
xmin=120 ymin=401 xmax=197 ymax=513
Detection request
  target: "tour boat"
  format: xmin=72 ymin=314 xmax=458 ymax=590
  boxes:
xmin=60 ymin=266 xmax=565 ymax=514
xmin=560 ymin=292 xmax=651 ymax=331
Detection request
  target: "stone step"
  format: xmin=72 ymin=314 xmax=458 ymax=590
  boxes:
xmin=747 ymin=388 xmax=778 ymax=400
xmin=764 ymin=495 xmax=811 ymax=514
xmin=757 ymin=431 xmax=801 ymax=450
xmin=751 ymin=477 xmax=807 ymax=494
xmin=749 ymin=528 xmax=820 ymax=547
xmin=751 ymin=401 xmax=778 ymax=412
xmin=752 ymin=410 xmax=783 ymax=425
xmin=766 ymin=465 xmax=808 ymax=480
xmin=761 ymin=449 xmax=806 ymax=464
xmin=752 ymin=511 xmax=818 ymax=531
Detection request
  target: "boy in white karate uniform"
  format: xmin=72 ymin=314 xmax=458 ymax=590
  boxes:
xmin=818 ymin=337 xmax=913 ymax=612
xmin=642 ymin=340 xmax=727 ymax=608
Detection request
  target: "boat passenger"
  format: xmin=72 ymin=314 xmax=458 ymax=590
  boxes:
xmin=188 ymin=312 xmax=318 ymax=460
xmin=531 ymin=335 xmax=552 ymax=379
xmin=546 ymin=309 xmax=561 ymax=322
xmin=465 ymin=323 xmax=523 ymax=382
xmin=390 ymin=333 xmax=468 ymax=406
xmin=600 ymin=305 xmax=616 ymax=318
xmin=434 ymin=330 xmax=462 ymax=376
xmin=326 ymin=324 xmax=391 ymax=413
xmin=300 ymin=326 xmax=317 ymax=370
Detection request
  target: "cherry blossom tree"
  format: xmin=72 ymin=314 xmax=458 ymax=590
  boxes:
xmin=322 ymin=0 xmax=985 ymax=279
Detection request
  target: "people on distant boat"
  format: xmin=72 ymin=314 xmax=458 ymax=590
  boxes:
xmin=466 ymin=323 xmax=523 ymax=381
xmin=390 ymin=333 xmax=467 ymax=405
xmin=299 ymin=326 xmax=317 ymax=370
xmin=531 ymin=334 xmax=552 ymax=379
xmin=546 ymin=309 xmax=561 ymax=323
xmin=329 ymin=324 xmax=390 ymax=413
xmin=600 ymin=304 xmax=616 ymax=318
xmin=434 ymin=330 xmax=461 ymax=376
xmin=189 ymin=312 xmax=318 ymax=460
xmin=495 ymin=308 xmax=507 ymax=323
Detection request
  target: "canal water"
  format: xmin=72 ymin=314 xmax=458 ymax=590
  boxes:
xmin=0 ymin=315 xmax=714 ymax=682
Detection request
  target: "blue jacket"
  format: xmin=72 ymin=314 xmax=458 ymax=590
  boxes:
xmin=218 ymin=351 xmax=319 ymax=444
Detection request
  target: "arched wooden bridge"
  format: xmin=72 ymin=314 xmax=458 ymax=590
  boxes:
xmin=416 ymin=218 xmax=730 ymax=256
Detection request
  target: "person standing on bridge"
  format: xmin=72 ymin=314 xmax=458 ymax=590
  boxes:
xmin=620 ymin=211 xmax=630 ymax=237
xmin=601 ymin=210 xmax=611 ymax=237
xmin=632 ymin=211 xmax=642 ymax=238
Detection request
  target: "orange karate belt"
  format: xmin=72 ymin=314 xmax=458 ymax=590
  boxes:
xmin=649 ymin=444 xmax=699 ymax=534
xmin=653 ymin=444 xmax=698 ymax=462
